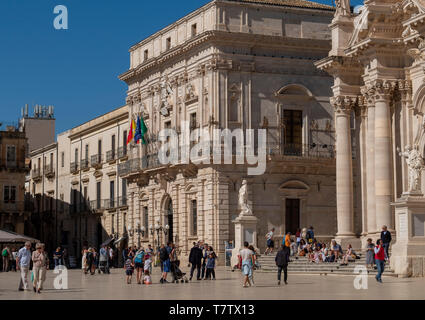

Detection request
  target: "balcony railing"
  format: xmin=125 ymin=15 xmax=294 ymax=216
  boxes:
xmin=118 ymin=146 xmax=127 ymax=159
xmin=118 ymin=153 xmax=162 ymax=177
xmin=91 ymin=154 xmax=103 ymax=167
xmin=31 ymin=168 xmax=42 ymax=180
xmin=80 ymin=159 xmax=89 ymax=170
xmin=70 ymin=162 xmax=79 ymax=174
xmin=90 ymin=199 xmax=104 ymax=212
xmin=106 ymin=150 xmax=116 ymax=162
xmin=117 ymin=196 xmax=127 ymax=207
xmin=267 ymin=143 xmax=335 ymax=159
xmin=44 ymin=164 xmax=55 ymax=177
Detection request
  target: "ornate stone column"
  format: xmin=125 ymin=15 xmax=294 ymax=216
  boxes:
xmin=373 ymin=80 xmax=395 ymax=231
xmin=365 ymin=88 xmax=377 ymax=235
xmin=332 ymin=96 xmax=356 ymax=242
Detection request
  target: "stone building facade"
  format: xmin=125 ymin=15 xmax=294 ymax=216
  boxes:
xmin=316 ymin=0 xmax=425 ymax=276
xmin=118 ymin=0 xmax=338 ymax=260
xmin=0 ymin=125 xmax=29 ymax=234
xmin=29 ymin=106 xmax=129 ymax=259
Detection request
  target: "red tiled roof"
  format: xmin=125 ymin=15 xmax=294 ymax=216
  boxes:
xmin=229 ymin=0 xmax=334 ymax=10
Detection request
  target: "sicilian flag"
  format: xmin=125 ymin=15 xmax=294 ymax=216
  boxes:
xmin=126 ymin=118 xmax=136 ymax=145
xmin=134 ymin=116 xmax=148 ymax=145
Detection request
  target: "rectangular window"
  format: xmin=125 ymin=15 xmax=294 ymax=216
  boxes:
xmin=4 ymin=186 xmax=9 ymax=203
xmin=282 ymin=110 xmax=302 ymax=156
xmin=98 ymin=140 xmax=102 ymax=157
xmin=75 ymin=148 xmax=79 ymax=163
xmin=6 ymin=146 xmax=16 ymax=167
xmin=122 ymin=179 xmax=127 ymax=206
xmin=10 ymin=186 xmax=16 ymax=203
xmin=144 ymin=49 xmax=148 ymax=61
xmin=110 ymin=181 xmax=115 ymax=208
xmin=112 ymin=135 xmax=116 ymax=157
xmin=111 ymin=214 xmax=115 ymax=235
xmin=85 ymin=144 xmax=89 ymax=161
xmin=61 ymin=152 xmax=64 ymax=168
xmin=144 ymin=206 xmax=149 ymax=237
xmin=96 ymin=182 xmax=101 ymax=210
xmin=83 ymin=186 xmax=88 ymax=210
xmin=192 ymin=200 xmax=197 ymax=236
xmin=166 ymin=37 xmax=171 ymax=50
xmin=191 ymin=23 xmax=197 ymax=37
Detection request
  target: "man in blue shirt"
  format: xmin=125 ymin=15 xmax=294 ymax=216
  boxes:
xmin=17 ymin=242 xmax=32 ymax=291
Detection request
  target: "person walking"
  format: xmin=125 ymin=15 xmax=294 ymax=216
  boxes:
xmin=201 ymin=243 xmax=209 ymax=279
xmin=248 ymin=245 xmax=257 ymax=285
xmin=169 ymin=243 xmax=179 ymax=283
xmin=240 ymin=242 xmax=254 ymax=288
xmin=380 ymin=225 xmax=392 ymax=261
xmin=275 ymin=244 xmax=290 ymax=285
xmin=85 ymin=248 xmax=95 ymax=275
xmin=159 ymin=244 xmax=170 ymax=284
xmin=108 ymin=246 xmax=114 ymax=269
xmin=32 ymin=243 xmax=49 ymax=294
xmin=99 ymin=245 xmax=110 ymax=274
xmin=81 ymin=248 xmax=88 ymax=273
xmin=17 ymin=242 xmax=32 ymax=291
xmin=375 ymin=239 xmax=386 ymax=283
xmin=2 ymin=246 xmax=11 ymax=272
xmin=11 ymin=248 xmax=18 ymax=272
xmin=134 ymin=247 xmax=145 ymax=284
xmin=188 ymin=242 xmax=203 ymax=281
xmin=365 ymin=238 xmax=375 ymax=270
xmin=265 ymin=228 xmax=275 ymax=255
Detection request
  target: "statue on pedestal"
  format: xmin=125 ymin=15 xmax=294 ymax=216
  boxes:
xmin=398 ymin=145 xmax=424 ymax=193
xmin=238 ymin=180 xmax=253 ymax=216
xmin=335 ymin=0 xmax=350 ymax=17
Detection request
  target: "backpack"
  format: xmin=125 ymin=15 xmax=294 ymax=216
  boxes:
xmin=135 ymin=252 xmax=144 ymax=263
xmin=159 ymin=248 xmax=168 ymax=261
xmin=2 ymin=249 xmax=8 ymax=257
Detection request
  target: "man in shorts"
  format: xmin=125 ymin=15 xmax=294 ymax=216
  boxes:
xmin=240 ymin=242 xmax=254 ymax=288
xmin=265 ymin=228 xmax=275 ymax=255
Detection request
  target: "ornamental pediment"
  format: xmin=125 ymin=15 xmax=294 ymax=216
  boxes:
xmin=279 ymin=180 xmax=310 ymax=192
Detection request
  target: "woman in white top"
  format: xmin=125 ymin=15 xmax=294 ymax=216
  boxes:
xmin=340 ymin=244 xmax=353 ymax=266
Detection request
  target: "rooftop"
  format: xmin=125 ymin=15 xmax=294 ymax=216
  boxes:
xmin=228 ymin=0 xmax=334 ymax=10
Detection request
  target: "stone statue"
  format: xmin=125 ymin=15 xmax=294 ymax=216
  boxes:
xmin=239 ymin=180 xmax=253 ymax=216
xmin=160 ymin=79 xmax=173 ymax=109
xmin=335 ymin=0 xmax=350 ymax=17
xmin=398 ymin=145 xmax=424 ymax=193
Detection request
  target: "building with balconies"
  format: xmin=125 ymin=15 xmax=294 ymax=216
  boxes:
xmin=0 ymin=125 xmax=30 ymax=234
xmin=117 ymin=0 xmax=345 ymax=261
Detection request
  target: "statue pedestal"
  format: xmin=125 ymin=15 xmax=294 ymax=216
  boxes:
xmin=231 ymin=214 xmax=258 ymax=269
xmin=391 ymin=195 xmax=425 ymax=277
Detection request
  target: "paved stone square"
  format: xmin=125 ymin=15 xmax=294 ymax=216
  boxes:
xmin=0 ymin=267 xmax=424 ymax=300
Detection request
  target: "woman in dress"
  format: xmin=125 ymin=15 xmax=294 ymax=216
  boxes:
xmin=81 ymin=248 xmax=88 ymax=274
xmin=365 ymin=238 xmax=375 ymax=269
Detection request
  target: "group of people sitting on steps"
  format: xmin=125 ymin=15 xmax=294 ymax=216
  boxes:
xmin=265 ymin=226 xmax=360 ymax=266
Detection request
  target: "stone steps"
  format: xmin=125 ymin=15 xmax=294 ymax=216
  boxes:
xmin=256 ymin=253 xmax=396 ymax=276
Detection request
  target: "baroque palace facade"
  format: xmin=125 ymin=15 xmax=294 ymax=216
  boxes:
xmin=118 ymin=0 xmax=340 ymax=260
xmin=317 ymin=0 xmax=425 ymax=276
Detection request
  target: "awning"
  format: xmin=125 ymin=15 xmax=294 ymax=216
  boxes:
xmin=0 ymin=229 xmax=39 ymax=244
xmin=100 ymin=238 xmax=115 ymax=247
xmin=113 ymin=236 xmax=127 ymax=245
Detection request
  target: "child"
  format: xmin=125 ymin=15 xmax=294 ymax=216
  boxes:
xmin=205 ymin=248 xmax=217 ymax=280
xmin=124 ymin=257 xmax=134 ymax=284
xmin=144 ymin=253 xmax=152 ymax=277
xmin=143 ymin=270 xmax=152 ymax=285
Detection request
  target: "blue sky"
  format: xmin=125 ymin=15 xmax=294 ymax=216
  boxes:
xmin=0 ymin=0 xmax=363 ymax=135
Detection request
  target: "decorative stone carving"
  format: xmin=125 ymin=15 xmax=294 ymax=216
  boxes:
xmin=330 ymin=95 xmax=357 ymax=114
xmin=335 ymin=0 xmax=351 ymax=18
xmin=185 ymin=83 xmax=197 ymax=102
xmin=238 ymin=180 xmax=253 ymax=216
xmin=160 ymin=78 xmax=173 ymax=116
xmin=398 ymin=145 xmax=424 ymax=193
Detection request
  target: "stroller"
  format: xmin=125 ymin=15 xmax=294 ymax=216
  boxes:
xmin=171 ymin=260 xmax=189 ymax=283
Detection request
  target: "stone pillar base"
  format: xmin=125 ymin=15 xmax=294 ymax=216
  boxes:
xmin=335 ymin=235 xmax=361 ymax=251
xmin=391 ymin=196 xmax=425 ymax=277
xmin=230 ymin=214 xmax=258 ymax=269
